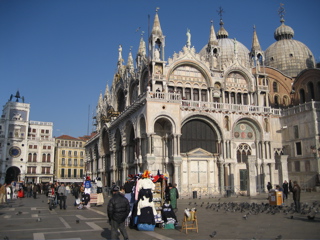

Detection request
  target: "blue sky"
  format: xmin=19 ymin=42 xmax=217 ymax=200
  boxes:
xmin=0 ymin=0 xmax=319 ymax=138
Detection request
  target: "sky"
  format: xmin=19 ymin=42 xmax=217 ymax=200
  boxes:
xmin=0 ymin=0 xmax=319 ymax=138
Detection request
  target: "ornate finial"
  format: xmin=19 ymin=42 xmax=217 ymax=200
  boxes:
xmin=217 ymin=6 xmax=224 ymax=21
xmin=278 ymin=3 xmax=285 ymax=21
xmin=211 ymin=20 xmax=213 ymax=25
xmin=253 ymin=25 xmax=256 ymax=31
xmin=141 ymin=31 xmax=145 ymax=37
xmin=156 ymin=7 xmax=160 ymax=12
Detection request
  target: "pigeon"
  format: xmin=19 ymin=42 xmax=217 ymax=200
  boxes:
xmin=275 ymin=234 xmax=282 ymax=240
xmin=4 ymin=236 xmax=9 ymax=240
xmin=38 ymin=210 xmax=41 ymax=214
xmin=36 ymin=217 xmax=41 ymax=222
xmin=209 ymin=231 xmax=217 ymax=238
xmin=76 ymin=220 xmax=80 ymax=224
xmin=16 ymin=211 xmax=22 ymax=215
xmin=243 ymin=214 xmax=248 ymax=220
xmin=290 ymin=215 xmax=294 ymax=219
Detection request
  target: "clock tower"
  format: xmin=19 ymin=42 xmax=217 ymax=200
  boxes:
xmin=0 ymin=91 xmax=30 ymax=183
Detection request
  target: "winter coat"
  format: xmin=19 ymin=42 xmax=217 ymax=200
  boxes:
xmin=292 ymin=185 xmax=301 ymax=201
xmin=107 ymin=192 xmax=130 ymax=224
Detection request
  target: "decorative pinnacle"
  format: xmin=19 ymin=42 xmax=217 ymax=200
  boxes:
xmin=156 ymin=7 xmax=160 ymax=13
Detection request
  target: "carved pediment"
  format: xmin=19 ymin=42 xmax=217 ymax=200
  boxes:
xmin=186 ymin=148 xmax=213 ymax=157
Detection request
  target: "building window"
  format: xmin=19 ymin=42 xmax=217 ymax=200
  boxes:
xmin=295 ymin=142 xmax=302 ymax=156
xmin=68 ymin=151 xmax=72 ymax=157
xmin=42 ymin=167 xmax=50 ymax=174
xmin=42 ymin=154 xmax=46 ymax=162
xmin=68 ymin=169 xmax=71 ymax=178
xmin=80 ymin=169 xmax=84 ymax=178
xmin=61 ymin=168 xmax=65 ymax=177
xmin=48 ymin=146 xmax=51 ymax=150
xmin=46 ymin=130 xmax=49 ymax=134
xmin=74 ymin=151 xmax=77 ymax=157
xmin=43 ymin=145 xmax=47 ymax=149
xmin=293 ymin=126 xmax=299 ymax=139
xmin=193 ymin=89 xmax=199 ymax=101
xmin=27 ymin=166 xmax=36 ymax=174
xmin=74 ymin=169 xmax=77 ymax=178
xmin=80 ymin=159 xmax=84 ymax=167
xmin=201 ymin=90 xmax=207 ymax=102
xmin=185 ymin=88 xmax=191 ymax=100
xmin=41 ymin=129 xmax=44 ymax=133
xmin=33 ymin=153 xmax=37 ymax=162
xmin=273 ymin=81 xmax=278 ymax=92
xmin=80 ymin=151 xmax=84 ymax=157
xmin=29 ymin=145 xmax=32 ymax=149
xmin=47 ymin=154 xmax=51 ymax=162
xmin=61 ymin=158 xmax=65 ymax=165
xmin=62 ymin=150 xmax=65 ymax=156
xmin=295 ymin=161 xmax=300 ymax=172
xmin=74 ymin=159 xmax=77 ymax=167
xmin=28 ymin=153 xmax=32 ymax=162
xmin=34 ymin=145 xmax=37 ymax=149
xmin=68 ymin=158 xmax=72 ymax=166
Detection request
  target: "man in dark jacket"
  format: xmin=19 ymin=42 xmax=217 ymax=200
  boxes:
xmin=107 ymin=185 xmax=130 ymax=240
xmin=292 ymin=181 xmax=301 ymax=213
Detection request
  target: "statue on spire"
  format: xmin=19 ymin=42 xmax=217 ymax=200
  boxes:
xmin=186 ymin=28 xmax=191 ymax=49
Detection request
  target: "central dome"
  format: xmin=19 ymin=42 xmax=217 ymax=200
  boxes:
xmin=200 ymin=38 xmax=250 ymax=68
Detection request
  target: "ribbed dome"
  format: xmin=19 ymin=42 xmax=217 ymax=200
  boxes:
xmin=200 ymin=38 xmax=250 ymax=68
xmin=274 ymin=18 xmax=294 ymax=40
xmin=265 ymin=19 xmax=315 ymax=77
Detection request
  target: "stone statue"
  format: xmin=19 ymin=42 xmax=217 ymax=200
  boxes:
xmin=118 ymin=44 xmax=123 ymax=61
xmin=154 ymin=48 xmax=160 ymax=60
xmin=186 ymin=29 xmax=191 ymax=48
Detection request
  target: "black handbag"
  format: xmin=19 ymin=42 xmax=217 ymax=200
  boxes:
xmin=97 ymin=187 xmax=102 ymax=193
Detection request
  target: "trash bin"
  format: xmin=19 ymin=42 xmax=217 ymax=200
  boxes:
xmin=226 ymin=190 xmax=231 ymax=197
xmin=192 ymin=191 xmax=197 ymax=199
xmin=269 ymin=191 xmax=283 ymax=206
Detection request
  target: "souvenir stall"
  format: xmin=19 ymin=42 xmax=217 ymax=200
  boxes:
xmin=132 ymin=170 xmax=174 ymax=231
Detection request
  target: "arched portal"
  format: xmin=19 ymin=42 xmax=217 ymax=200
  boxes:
xmin=5 ymin=166 xmax=21 ymax=184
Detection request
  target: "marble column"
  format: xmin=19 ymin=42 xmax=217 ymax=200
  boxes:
xmin=279 ymin=155 xmax=289 ymax=184
xmin=246 ymin=155 xmax=257 ymax=196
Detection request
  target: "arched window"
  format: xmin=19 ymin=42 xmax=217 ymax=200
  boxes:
xmin=307 ymin=82 xmax=315 ymax=101
xmin=236 ymin=143 xmax=252 ymax=163
xmin=299 ymin=89 xmax=306 ymax=103
xmin=28 ymin=153 xmax=32 ymax=162
xmin=42 ymin=154 xmax=46 ymax=162
xmin=181 ymin=119 xmax=218 ymax=153
xmin=33 ymin=153 xmax=37 ymax=162
xmin=47 ymin=154 xmax=51 ymax=162
xmin=274 ymin=95 xmax=280 ymax=108
xmin=273 ymin=81 xmax=278 ymax=92
xmin=193 ymin=89 xmax=199 ymax=101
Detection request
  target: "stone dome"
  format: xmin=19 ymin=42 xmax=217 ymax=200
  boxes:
xmin=265 ymin=19 xmax=315 ymax=77
xmin=200 ymin=38 xmax=250 ymax=68
xmin=199 ymin=20 xmax=250 ymax=68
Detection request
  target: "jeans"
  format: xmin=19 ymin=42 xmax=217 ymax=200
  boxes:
xmin=110 ymin=219 xmax=128 ymax=240
xmin=60 ymin=196 xmax=66 ymax=209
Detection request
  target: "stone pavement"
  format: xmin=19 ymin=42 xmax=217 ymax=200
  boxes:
xmin=0 ymin=191 xmax=319 ymax=240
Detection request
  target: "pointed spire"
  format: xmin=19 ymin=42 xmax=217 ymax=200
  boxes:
xmin=208 ymin=20 xmax=218 ymax=45
xmin=151 ymin=8 xmax=163 ymax=36
xmin=127 ymin=47 xmax=134 ymax=70
xmin=251 ymin=25 xmax=261 ymax=52
xmin=137 ymin=31 xmax=146 ymax=56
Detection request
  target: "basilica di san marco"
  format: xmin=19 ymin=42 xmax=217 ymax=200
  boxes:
xmin=84 ymin=8 xmax=320 ymax=198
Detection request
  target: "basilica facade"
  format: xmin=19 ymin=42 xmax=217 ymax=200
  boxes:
xmin=85 ymin=10 xmax=320 ymax=196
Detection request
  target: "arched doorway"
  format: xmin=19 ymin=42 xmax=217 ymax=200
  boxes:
xmin=5 ymin=166 xmax=21 ymax=184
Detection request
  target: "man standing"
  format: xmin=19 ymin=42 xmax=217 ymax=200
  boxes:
xmin=58 ymin=182 xmax=67 ymax=210
xmin=292 ymin=181 xmax=301 ymax=213
xmin=0 ymin=183 xmax=7 ymax=204
xmin=107 ymin=185 xmax=130 ymax=240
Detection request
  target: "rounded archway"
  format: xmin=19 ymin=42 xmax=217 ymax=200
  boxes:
xmin=5 ymin=166 xmax=21 ymax=184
